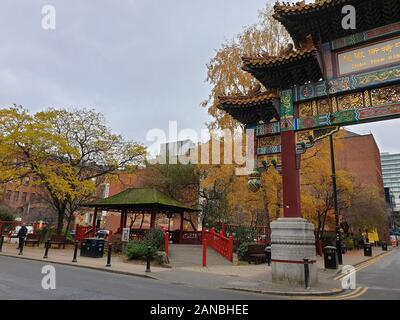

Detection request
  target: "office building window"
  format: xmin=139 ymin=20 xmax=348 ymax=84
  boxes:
xmin=13 ymin=191 xmax=19 ymax=203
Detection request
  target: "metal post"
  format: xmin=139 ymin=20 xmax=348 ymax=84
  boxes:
xmin=72 ymin=240 xmax=78 ymax=262
xmin=304 ymin=258 xmax=310 ymax=289
xmin=106 ymin=243 xmax=112 ymax=267
xmin=43 ymin=239 xmax=50 ymax=259
xmin=0 ymin=235 xmax=4 ymax=252
xmin=18 ymin=238 xmax=24 ymax=255
xmin=329 ymin=134 xmax=343 ymax=265
xmin=202 ymin=238 xmax=207 ymax=267
xmin=145 ymin=246 xmax=151 ymax=273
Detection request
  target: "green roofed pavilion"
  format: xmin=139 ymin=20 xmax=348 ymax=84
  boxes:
xmin=82 ymin=188 xmax=200 ymax=243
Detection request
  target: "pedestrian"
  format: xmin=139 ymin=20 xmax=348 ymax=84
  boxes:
xmin=16 ymin=223 xmax=28 ymax=250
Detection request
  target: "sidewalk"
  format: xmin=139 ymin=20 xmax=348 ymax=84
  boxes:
xmin=0 ymin=243 xmax=169 ymax=279
xmin=0 ymin=242 xmax=394 ymax=296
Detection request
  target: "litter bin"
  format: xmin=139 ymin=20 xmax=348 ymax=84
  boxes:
xmin=265 ymin=245 xmax=271 ymax=266
xmin=323 ymin=246 xmax=338 ymax=269
xmin=381 ymin=242 xmax=388 ymax=251
xmin=80 ymin=238 xmax=105 ymax=258
xmin=364 ymin=242 xmax=372 ymax=257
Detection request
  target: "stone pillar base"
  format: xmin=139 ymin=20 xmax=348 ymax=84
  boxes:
xmin=271 ymin=218 xmax=317 ymax=286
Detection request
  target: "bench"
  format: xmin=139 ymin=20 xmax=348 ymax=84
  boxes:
xmin=49 ymin=235 xmax=67 ymax=249
xmin=25 ymin=234 xmax=40 ymax=246
xmin=247 ymin=244 xmax=267 ymax=264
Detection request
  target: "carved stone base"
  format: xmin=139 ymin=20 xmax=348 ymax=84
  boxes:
xmin=271 ymin=218 xmax=318 ymax=286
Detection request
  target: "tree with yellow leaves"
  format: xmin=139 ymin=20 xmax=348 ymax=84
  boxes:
xmin=0 ymin=106 xmax=146 ymax=234
xmin=201 ymin=3 xmax=291 ymax=131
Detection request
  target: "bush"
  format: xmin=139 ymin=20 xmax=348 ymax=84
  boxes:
xmin=125 ymin=239 xmax=158 ymax=260
xmin=0 ymin=205 xmax=16 ymax=221
xmin=343 ymin=238 xmax=355 ymax=251
xmin=234 ymin=226 xmax=255 ymax=246
xmin=237 ymin=242 xmax=256 ymax=261
xmin=145 ymin=228 xmax=165 ymax=250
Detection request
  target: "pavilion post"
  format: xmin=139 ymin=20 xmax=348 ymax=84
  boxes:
xmin=179 ymin=212 xmax=184 ymax=244
xmin=150 ymin=210 xmax=156 ymax=229
xmin=119 ymin=210 xmax=125 ymax=231
xmin=92 ymin=207 xmax=98 ymax=236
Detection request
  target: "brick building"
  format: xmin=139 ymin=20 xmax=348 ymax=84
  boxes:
xmin=337 ymin=130 xmax=385 ymax=194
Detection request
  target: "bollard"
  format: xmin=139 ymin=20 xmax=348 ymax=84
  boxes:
xmin=18 ymin=238 xmax=24 ymax=255
xmin=43 ymin=239 xmax=50 ymax=259
xmin=145 ymin=246 xmax=151 ymax=273
xmin=106 ymin=243 xmax=112 ymax=267
xmin=72 ymin=240 xmax=79 ymax=262
xmin=0 ymin=235 xmax=4 ymax=252
xmin=304 ymin=258 xmax=310 ymax=289
xmin=265 ymin=246 xmax=271 ymax=266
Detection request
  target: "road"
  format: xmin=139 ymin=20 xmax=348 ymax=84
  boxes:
xmin=354 ymin=248 xmax=400 ymax=300
xmin=0 ymin=255 xmax=274 ymax=300
xmin=1 ymin=250 xmax=398 ymax=300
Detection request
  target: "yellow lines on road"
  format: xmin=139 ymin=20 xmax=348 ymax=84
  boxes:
xmin=294 ymin=287 xmax=369 ymax=300
xmin=334 ymin=251 xmax=392 ymax=281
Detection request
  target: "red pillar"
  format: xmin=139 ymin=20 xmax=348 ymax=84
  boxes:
xmin=281 ymin=131 xmax=301 ymax=218
xmin=202 ymin=237 xmax=207 ymax=267
xmin=119 ymin=210 xmax=125 ymax=232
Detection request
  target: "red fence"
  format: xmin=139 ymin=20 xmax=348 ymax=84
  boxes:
xmin=202 ymin=228 xmax=233 ymax=263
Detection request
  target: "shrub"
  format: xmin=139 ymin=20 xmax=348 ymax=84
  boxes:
xmin=237 ymin=242 xmax=256 ymax=261
xmin=125 ymin=239 xmax=157 ymax=260
xmin=343 ymin=238 xmax=355 ymax=251
xmin=234 ymin=226 xmax=255 ymax=246
xmin=145 ymin=228 xmax=165 ymax=250
xmin=0 ymin=205 xmax=16 ymax=221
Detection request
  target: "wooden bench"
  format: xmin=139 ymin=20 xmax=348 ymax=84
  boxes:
xmin=49 ymin=235 xmax=67 ymax=249
xmin=25 ymin=234 xmax=40 ymax=246
xmin=247 ymin=244 xmax=267 ymax=264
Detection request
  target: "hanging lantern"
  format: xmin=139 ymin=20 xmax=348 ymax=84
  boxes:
xmin=248 ymin=170 xmax=261 ymax=193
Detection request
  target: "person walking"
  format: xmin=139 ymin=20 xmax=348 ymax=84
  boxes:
xmin=16 ymin=223 xmax=28 ymax=250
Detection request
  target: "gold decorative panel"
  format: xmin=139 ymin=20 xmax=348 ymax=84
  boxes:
xmin=258 ymin=135 xmax=281 ymax=148
xmin=371 ymin=85 xmax=400 ymax=106
xmin=337 ymin=92 xmax=364 ymax=111
xmin=298 ymin=102 xmax=313 ymax=117
xmin=318 ymin=99 xmax=331 ymax=114
xmin=296 ymin=130 xmax=313 ymax=143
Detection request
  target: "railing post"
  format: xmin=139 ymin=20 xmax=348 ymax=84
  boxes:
xmin=146 ymin=246 xmax=151 ymax=273
xmin=202 ymin=238 xmax=207 ymax=267
xmin=228 ymin=236 xmax=233 ymax=262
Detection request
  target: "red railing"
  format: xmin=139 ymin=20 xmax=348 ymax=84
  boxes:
xmin=75 ymin=225 xmax=92 ymax=241
xmin=162 ymin=227 xmax=169 ymax=257
xmin=202 ymin=228 xmax=233 ymax=263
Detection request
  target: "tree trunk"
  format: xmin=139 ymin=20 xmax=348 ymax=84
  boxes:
xmin=56 ymin=210 xmax=64 ymax=235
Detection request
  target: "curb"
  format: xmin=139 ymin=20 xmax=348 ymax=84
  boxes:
xmin=222 ymin=286 xmax=346 ymax=297
xmin=0 ymin=252 xmax=159 ymax=280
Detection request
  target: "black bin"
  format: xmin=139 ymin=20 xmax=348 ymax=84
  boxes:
xmin=324 ymin=246 xmax=338 ymax=269
xmin=80 ymin=237 xmax=105 ymax=258
xmin=381 ymin=242 xmax=388 ymax=251
xmin=364 ymin=242 xmax=372 ymax=257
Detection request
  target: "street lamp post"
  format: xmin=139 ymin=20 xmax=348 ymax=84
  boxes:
xmin=329 ymin=134 xmax=343 ymax=265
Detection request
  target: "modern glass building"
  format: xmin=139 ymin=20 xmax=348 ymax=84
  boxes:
xmin=381 ymin=153 xmax=400 ymax=212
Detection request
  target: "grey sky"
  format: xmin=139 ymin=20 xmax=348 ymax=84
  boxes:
xmin=0 ymin=0 xmax=399 ymax=155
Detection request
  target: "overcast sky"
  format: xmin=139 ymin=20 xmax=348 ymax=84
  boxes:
xmin=0 ymin=0 xmax=399 ymax=155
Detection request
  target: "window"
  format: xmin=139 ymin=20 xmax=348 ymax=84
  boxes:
xmin=5 ymin=190 xmax=12 ymax=201
xmin=21 ymin=192 xmax=27 ymax=204
xmin=13 ymin=191 xmax=19 ymax=203
xmin=30 ymin=193 xmax=36 ymax=203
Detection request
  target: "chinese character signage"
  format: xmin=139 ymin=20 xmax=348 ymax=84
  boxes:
xmin=338 ymin=36 xmax=400 ymax=75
